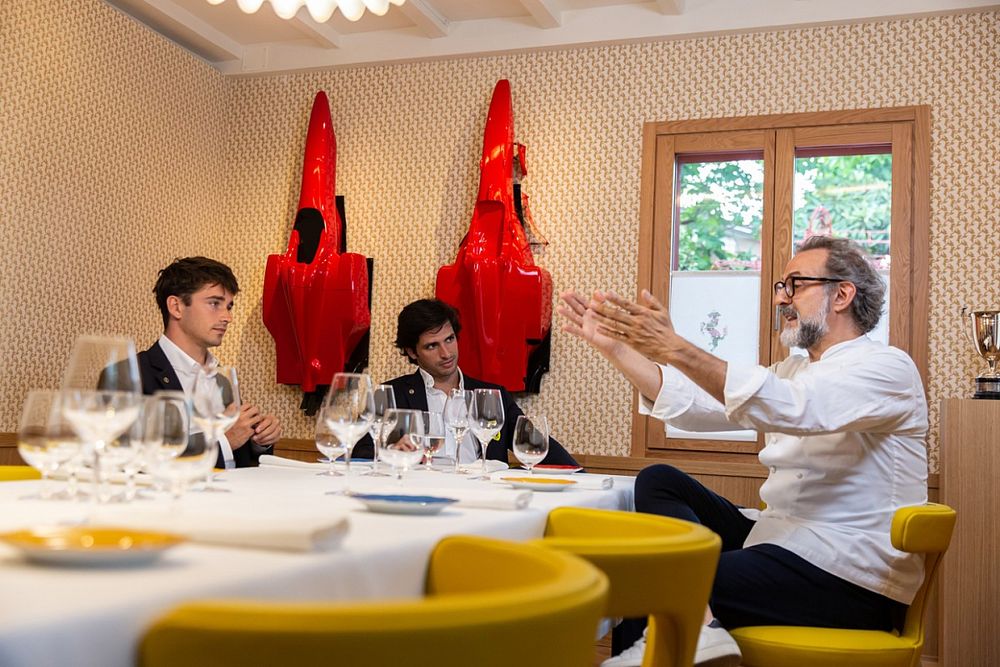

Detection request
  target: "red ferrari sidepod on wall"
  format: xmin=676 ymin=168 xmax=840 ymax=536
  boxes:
xmin=262 ymin=91 xmax=371 ymax=410
xmin=436 ymin=80 xmax=552 ymax=393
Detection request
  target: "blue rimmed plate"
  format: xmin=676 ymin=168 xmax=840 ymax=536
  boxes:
xmin=351 ymin=494 xmax=458 ymax=515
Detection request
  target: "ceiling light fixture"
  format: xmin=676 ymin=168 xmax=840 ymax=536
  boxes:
xmin=206 ymin=0 xmax=405 ymax=22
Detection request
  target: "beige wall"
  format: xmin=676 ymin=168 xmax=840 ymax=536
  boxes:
xmin=0 ymin=2 xmax=229 ymax=425
xmin=2 ymin=1 xmax=998 ymax=472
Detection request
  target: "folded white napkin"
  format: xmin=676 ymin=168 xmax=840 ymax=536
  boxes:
xmin=456 ymin=460 xmax=509 ymax=474
xmin=448 ymin=488 xmax=532 ymax=510
xmin=258 ymin=455 xmax=326 ymax=470
xmin=563 ymin=474 xmax=614 ymax=490
xmin=93 ymin=508 xmax=349 ymax=552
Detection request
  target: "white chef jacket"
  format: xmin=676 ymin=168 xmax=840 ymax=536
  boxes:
xmin=640 ymin=335 xmax=928 ymax=603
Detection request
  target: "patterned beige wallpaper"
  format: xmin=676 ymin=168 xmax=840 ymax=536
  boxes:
xmin=0 ymin=1 xmax=230 ymax=422
xmin=2 ymin=2 xmax=997 ymax=474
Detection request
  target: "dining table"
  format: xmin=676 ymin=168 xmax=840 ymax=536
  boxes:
xmin=0 ymin=461 xmax=635 ymax=667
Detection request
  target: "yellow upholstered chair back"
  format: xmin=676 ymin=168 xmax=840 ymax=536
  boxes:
xmin=535 ymin=507 xmax=722 ymax=667
xmin=0 ymin=465 xmax=40 ymax=481
xmin=140 ymin=535 xmax=608 ymax=667
xmin=732 ymin=502 xmax=957 ymax=667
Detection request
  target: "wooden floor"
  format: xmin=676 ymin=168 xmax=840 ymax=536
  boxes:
xmin=594 ymin=634 xmax=612 ymax=666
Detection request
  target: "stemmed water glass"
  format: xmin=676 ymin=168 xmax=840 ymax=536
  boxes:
xmin=151 ymin=389 xmax=223 ymax=502
xmin=314 ymin=408 xmax=347 ymax=477
xmin=469 ymin=388 xmax=505 ymax=479
xmin=366 ymin=384 xmax=397 ymax=477
xmin=142 ymin=391 xmax=191 ymax=494
xmin=443 ymin=389 xmax=472 ymax=473
xmin=379 ymin=408 xmax=425 ymax=483
xmin=417 ymin=411 xmax=446 ymax=470
xmin=121 ymin=392 xmax=190 ymax=501
xmin=17 ymin=390 xmax=82 ymax=500
xmin=60 ymin=335 xmax=143 ymax=503
xmin=512 ymin=414 xmax=549 ymax=474
xmin=190 ymin=365 xmax=240 ymax=492
xmin=322 ymin=373 xmax=375 ymax=478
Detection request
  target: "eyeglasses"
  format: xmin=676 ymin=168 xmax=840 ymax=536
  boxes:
xmin=773 ymin=276 xmax=846 ymax=298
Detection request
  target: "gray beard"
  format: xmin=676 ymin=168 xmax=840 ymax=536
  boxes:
xmin=779 ymin=296 xmax=830 ymax=349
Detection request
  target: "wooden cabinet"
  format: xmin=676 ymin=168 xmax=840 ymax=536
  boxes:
xmin=939 ymin=398 xmax=1000 ymax=667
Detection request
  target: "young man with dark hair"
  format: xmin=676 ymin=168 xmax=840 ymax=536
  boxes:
xmin=141 ymin=257 xmax=281 ymax=468
xmin=355 ymin=298 xmax=578 ymax=467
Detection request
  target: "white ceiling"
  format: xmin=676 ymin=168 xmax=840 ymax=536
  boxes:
xmin=105 ymin=0 xmax=998 ymax=75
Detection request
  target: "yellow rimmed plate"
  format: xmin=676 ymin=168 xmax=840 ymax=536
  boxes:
xmin=0 ymin=526 xmax=185 ymax=566
xmin=500 ymin=477 xmax=577 ymax=492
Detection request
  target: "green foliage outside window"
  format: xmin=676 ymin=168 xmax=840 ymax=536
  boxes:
xmin=676 ymin=153 xmax=892 ymax=271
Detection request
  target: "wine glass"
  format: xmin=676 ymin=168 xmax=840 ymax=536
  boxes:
xmin=315 ymin=408 xmax=347 ymax=477
xmin=152 ymin=390 xmax=192 ymax=462
xmin=512 ymin=414 xmax=549 ymax=474
xmin=17 ymin=390 xmax=82 ymax=500
xmin=143 ymin=391 xmax=191 ymax=494
xmin=365 ymin=384 xmax=397 ymax=477
xmin=62 ymin=334 xmax=141 ymax=393
xmin=190 ymin=365 xmax=240 ymax=492
xmin=60 ymin=335 xmax=142 ymax=502
xmin=322 ymin=373 xmax=375 ymax=478
xmin=469 ymin=388 xmax=505 ymax=479
xmin=443 ymin=389 xmax=472 ymax=473
xmin=122 ymin=392 xmax=190 ymax=501
xmin=417 ymin=411 xmax=446 ymax=470
xmin=61 ymin=389 xmax=142 ymax=503
xmin=379 ymin=409 xmax=425 ymax=483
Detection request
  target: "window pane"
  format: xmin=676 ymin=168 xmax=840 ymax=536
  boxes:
xmin=792 ymin=150 xmax=892 ymax=346
xmin=669 ymin=157 xmax=763 ymax=442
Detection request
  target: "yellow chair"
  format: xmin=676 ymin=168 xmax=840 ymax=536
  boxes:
xmin=140 ymin=535 xmax=608 ymax=667
xmin=731 ymin=503 xmax=957 ymax=667
xmin=0 ymin=465 xmax=40 ymax=481
xmin=534 ymin=507 xmax=722 ymax=667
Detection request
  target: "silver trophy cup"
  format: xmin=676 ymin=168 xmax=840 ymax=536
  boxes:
xmin=961 ymin=307 xmax=1000 ymax=399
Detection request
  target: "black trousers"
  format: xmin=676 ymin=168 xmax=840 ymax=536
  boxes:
xmin=612 ymin=464 xmax=906 ymax=653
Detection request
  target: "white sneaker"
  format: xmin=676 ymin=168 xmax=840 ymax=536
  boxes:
xmin=600 ymin=623 xmax=741 ymax=667
xmin=695 ymin=622 xmax=742 ymax=667
xmin=600 ymin=635 xmax=645 ymax=667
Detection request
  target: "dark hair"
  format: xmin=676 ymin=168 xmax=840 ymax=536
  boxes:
xmin=395 ymin=299 xmax=462 ymax=364
xmin=796 ymin=236 xmax=885 ymax=334
xmin=154 ymin=257 xmax=240 ymax=329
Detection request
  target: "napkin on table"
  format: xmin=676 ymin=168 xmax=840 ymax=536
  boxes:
xmin=258 ymin=455 xmax=326 ymax=470
xmin=93 ymin=508 xmax=349 ymax=552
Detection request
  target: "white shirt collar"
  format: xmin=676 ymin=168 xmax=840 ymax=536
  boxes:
xmin=817 ymin=334 xmax=870 ymax=361
xmin=417 ymin=366 xmax=464 ymax=394
xmin=158 ymin=334 xmax=218 ymax=392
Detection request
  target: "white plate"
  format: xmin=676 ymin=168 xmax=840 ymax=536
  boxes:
xmin=0 ymin=526 xmax=184 ymax=566
xmin=532 ymin=465 xmax=583 ymax=475
xmin=500 ymin=477 xmax=577 ymax=492
xmin=351 ymin=494 xmax=458 ymax=515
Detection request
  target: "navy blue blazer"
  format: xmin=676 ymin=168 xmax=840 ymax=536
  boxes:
xmin=137 ymin=342 xmax=269 ymax=469
xmin=353 ymin=369 xmax=579 ymax=467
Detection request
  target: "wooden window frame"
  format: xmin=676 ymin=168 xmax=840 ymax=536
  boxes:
xmin=632 ymin=107 xmax=930 ymax=461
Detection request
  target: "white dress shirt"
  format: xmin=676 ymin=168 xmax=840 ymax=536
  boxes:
xmin=640 ymin=335 xmax=928 ymax=604
xmin=157 ymin=335 xmax=236 ymax=469
xmin=418 ymin=367 xmax=480 ymax=464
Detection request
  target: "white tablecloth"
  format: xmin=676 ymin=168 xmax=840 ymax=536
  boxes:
xmin=0 ymin=466 xmax=634 ymax=667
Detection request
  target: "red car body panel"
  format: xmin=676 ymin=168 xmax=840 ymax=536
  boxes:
xmin=262 ymin=91 xmax=370 ymax=393
xmin=436 ymin=80 xmax=552 ymax=392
